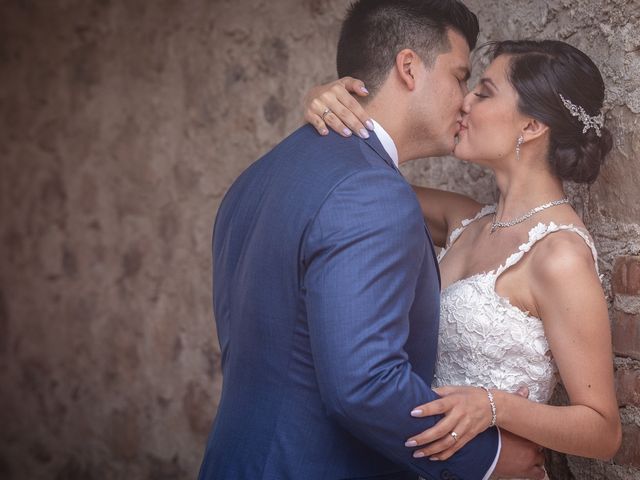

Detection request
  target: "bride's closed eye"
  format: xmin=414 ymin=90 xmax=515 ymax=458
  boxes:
xmin=473 ymin=91 xmax=489 ymax=99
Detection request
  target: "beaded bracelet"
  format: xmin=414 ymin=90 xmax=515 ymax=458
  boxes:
xmin=481 ymin=386 xmax=497 ymax=428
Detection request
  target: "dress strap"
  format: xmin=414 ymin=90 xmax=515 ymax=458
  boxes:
xmin=494 ymin=222 xmax=600 ymax=279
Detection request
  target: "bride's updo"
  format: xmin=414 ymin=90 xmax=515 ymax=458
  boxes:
xmin=491 ymin=40 xmax=613 ymax=184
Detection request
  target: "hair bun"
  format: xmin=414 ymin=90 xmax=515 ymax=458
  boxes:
xmin=549 ymin=126 xmax=612 ymax=184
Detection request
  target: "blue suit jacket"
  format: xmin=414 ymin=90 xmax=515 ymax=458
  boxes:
xmin=198 ymin=125 xmax=499 ymax=480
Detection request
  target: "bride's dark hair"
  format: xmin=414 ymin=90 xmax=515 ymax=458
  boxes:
xmin=490 ymin=40 xmax=612 ymax=184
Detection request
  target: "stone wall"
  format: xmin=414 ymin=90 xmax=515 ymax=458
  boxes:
xmin=0 ymin=0 xmax=638 ymax=479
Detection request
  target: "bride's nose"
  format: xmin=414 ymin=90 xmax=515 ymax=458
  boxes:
xmin=461 ymin=91 xmax=474 ymax=114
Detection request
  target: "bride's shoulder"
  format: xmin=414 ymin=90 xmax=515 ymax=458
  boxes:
xmin=528 ymin=228 xmax=605 ymax=326
xmin=529 ymin=228 xmax=599 ymax=285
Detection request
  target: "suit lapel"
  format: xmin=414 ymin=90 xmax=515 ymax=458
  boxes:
xmin=361 ymin=133 xmax=400 ymax=174
xmin=424 ymin=224 xmax=442 ymax=289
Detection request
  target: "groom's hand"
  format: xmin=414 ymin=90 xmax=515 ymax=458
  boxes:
xmin=494 ymin=430 xmax=546 ymax=479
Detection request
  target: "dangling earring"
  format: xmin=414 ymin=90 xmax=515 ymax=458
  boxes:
xmin=515 ymin=135 xmax=524 ymax=161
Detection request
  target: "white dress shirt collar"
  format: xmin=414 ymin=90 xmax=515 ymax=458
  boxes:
xmin=371 ymin=119 xmax=399 ymax=168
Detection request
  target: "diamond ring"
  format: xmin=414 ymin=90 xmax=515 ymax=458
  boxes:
xmin=321 ymin=107 xmax=331 ymax=121
xmin=450 ymin=431 xmax=459 ymax=442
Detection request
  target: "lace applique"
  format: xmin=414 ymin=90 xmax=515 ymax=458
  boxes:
xmin=435 ymin=272 xmax=558 ymax=403
xmin=495 ymin=222 xmax=600 ymax=278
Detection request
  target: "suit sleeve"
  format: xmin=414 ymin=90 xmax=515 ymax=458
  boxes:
xmin=303 ymin=168 xmax=499 ymax=480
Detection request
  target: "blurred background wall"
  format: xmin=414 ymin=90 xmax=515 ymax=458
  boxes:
xmin=0 ymin=0 xmax=638 ymax=479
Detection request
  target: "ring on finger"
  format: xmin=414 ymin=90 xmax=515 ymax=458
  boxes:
xmin=321 ymin=107 xmax=331 ymax=121
xmin=450 ymin=431 xmax=459 ymax=442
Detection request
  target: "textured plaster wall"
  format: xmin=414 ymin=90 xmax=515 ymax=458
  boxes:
xmin=0 ymin=1 xmax=638 ymax=479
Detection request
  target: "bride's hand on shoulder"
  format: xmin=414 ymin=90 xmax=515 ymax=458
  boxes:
xmin=303 ymin=77 xmax=374 ymax=139
xmin=405 ymin=385 xmax=528 ymax=461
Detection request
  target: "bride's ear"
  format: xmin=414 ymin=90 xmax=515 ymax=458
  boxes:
xmin=521 ymin=118 xmax=549 ymax=142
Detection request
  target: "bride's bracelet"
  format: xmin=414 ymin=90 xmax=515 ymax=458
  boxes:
xmin=480 ymin=386 xmax=497 ymax=428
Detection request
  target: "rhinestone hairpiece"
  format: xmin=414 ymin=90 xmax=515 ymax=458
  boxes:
xmin=559 ymin=93 xmax=604 ymax=137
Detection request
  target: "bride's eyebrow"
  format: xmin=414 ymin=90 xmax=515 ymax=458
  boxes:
xmin=479 ymin=77 xmax=499 ymax=91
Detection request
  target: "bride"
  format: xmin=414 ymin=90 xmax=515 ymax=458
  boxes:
xmin=302 ymin=39 xmax=621 ymax=471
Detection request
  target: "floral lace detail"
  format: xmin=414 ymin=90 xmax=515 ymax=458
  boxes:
xmin=434 ymin=211 xmax=600 ymax=404
xmin=434 ymin=272 xmax=558 ymax=402
xmin=495 ymin=221 xmax=600 ymax=278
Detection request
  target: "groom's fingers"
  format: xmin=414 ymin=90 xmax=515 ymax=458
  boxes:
xmin=528 ymin=465 xmax=547 ymax=480
xmin=522 ymin=447 xmax=546 ymax=479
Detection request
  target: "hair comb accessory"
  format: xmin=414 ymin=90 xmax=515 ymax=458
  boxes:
xmin=559 ymin=93 xmax=604 ymax=137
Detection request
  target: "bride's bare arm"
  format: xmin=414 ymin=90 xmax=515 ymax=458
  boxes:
xmin=491 ymin=236 xmax=621 ymax=458
xmin=412 ymin=187 xmax=481 ymax=248
xmin=406 ymin=236 xmax=621 ymax=461
xmin=303 ymin=78 xmax=483 ymax=247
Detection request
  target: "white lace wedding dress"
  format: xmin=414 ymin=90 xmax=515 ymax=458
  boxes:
xmin=433 ymin=205 xmax=600 ymax=479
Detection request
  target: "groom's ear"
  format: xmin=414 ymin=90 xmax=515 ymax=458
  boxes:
xmin=522 ymin=118 xmax=549 ymax=142
xmin=395 ymin=49 xmax=418 ymax=91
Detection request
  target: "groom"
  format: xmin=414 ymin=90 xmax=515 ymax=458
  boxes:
xmin=199 ymin=1 xmax=543 ymax=479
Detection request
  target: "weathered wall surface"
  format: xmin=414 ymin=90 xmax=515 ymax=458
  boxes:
xmin=0 ymin=0 xmax=637 ymax=479
xmin=406 ymin=1 xmax=640 ymax=479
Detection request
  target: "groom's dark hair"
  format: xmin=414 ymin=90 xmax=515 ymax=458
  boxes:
xmin=337 ymin=0 xmax=479 ymax=96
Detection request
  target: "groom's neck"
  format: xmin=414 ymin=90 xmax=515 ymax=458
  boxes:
xmin=365 ymin=97 xmax=408 ymax=163
xmin=366 ymin=90 xmax=445 ymax=164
